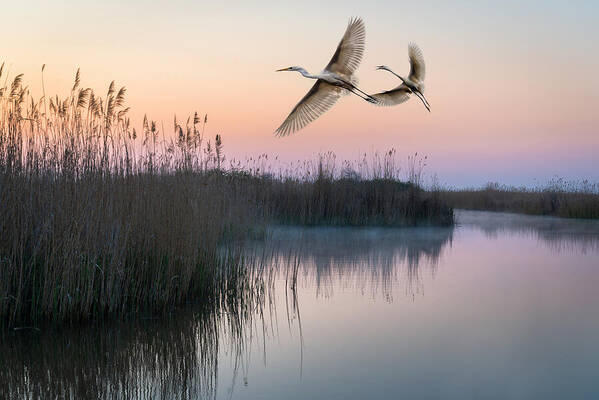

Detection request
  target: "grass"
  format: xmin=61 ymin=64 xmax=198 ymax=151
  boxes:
xmin=442 ymin=180 xmax=599 ymax=219
xmin=0 ymin=64 xmax=452 ymax=327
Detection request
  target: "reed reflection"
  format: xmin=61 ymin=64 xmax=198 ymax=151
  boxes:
xmin=249 ymin=225 xmax=455 ymax=301
xmin=0 ymin=274 xmax=269 ymax=400
xmin=457 ymin=210 xmax=599 ymax=253
xmin=1 ymin=311 xmax=213 ymax=399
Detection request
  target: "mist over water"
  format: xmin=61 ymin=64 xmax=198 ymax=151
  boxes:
xmin=458 ymin=210 xmax=599 ymax=253
xmin=2 ymin=211 xmax=599 ymax=399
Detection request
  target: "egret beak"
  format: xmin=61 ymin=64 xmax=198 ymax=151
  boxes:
xmin=276 ymin=67 xmax=290 ymax=72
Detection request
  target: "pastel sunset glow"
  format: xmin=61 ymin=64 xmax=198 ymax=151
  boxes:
xmin=3 ymin=0 xmax=598 ymax=186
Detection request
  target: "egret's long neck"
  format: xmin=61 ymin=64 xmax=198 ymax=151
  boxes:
xmin=297 ymin=67 xmax=317 ymax=79
xmin=384 ymin=68 xmax=405 ymax=83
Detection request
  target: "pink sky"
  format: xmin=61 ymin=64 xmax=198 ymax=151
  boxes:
xmin=2 ymin=1 xmax=598 ymax=186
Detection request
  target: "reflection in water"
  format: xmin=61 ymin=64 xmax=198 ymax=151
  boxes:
xmin=1 ymin=310 xmax=219 ymax=399
xmin=2 ymin=211 xmax=599 ymax=399
xmin=457 ymin=210 xmax=599 ymax=253
xmin=0 ymin=280 xmax=271 ymax=400
xmin=253 ymin=226 xmax=454 ymax=300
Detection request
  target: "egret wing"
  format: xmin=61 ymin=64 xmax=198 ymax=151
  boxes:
xmin=371 ymin=84 xmax=411 ymax=107
xmin=408 ymin=43 xmax=425 ymax=83
xmin=325 ymin=17 xmax=366 ymax=76
xmin=275 ymin=80 xmax=340 ymax=137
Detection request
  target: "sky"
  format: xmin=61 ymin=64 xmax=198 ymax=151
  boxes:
xmin=2 ymin=0 xmax=598 ymax=187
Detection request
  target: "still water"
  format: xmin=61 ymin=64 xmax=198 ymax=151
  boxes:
xmin=2 ymin=210 xmax=599 ymax=399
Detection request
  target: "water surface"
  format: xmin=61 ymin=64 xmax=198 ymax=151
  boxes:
xmin=2 ymin=210 xmax=599 ymax=399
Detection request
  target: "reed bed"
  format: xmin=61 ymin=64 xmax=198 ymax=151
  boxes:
xmin=0 ymin=65 xmax=452 ymax=327
xmin=230 ymin=151 xmax=453 ymax=227
xmin=442 ymin=180 xmax=599 ymax=219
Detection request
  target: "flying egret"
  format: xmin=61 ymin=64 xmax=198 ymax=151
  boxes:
xmin=275 ymin=17 xmax=377 ymax=137
xmin=372 ymin=43 xmax=431 ymax=112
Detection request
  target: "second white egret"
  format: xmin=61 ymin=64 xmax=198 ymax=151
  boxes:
xmin=372 ymin=43 xmax=431 ymax=112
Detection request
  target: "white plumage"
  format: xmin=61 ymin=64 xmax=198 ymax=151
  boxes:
xmin=275 ymin=17 xmax=376 ymax=137
xmin=372 ymin=43 xmax=430 ymax=112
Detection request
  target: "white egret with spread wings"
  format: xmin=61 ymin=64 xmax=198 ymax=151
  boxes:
xmin=275 ymin=17 xmax=376 ymax=137
xmin=372 ymin=43 xmax=431 ymax=112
